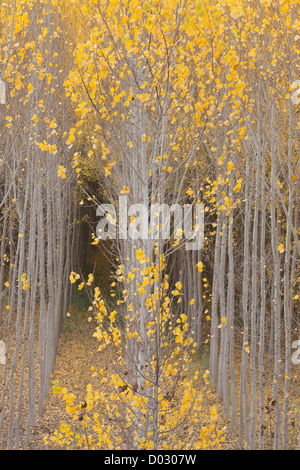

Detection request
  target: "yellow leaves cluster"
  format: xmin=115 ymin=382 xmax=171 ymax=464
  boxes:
xmin=36 ymin=140 xmax=58 ymax=154
xmin=75 ymin=102 xmax=90 ymax=116
xmin=196 ymin=261 xmax=203 ymax=272
xmin=104 ymin=161 xmax=116 ymax=177
xmin=47 ymin=251 xmax=224 ymax=450
xmin=57 ymin=165 xmax=66 ymax=179
xmin=69 ymin=271 xmax=80 ymax=284
xmin=21 ymin=273 xmax=30 ymax=291
xmin=233 ymin=178 xmax=243 ymax=193
xmin=218 ymin=316 xmax=227 ymax=329
xmin=135 ymin=247 xmax=146 ymax=262
xmin=120 ymin=186 xmax=130 ymax=194
xmin=48 ymin=359 xmax=223 ymax=450
xmin=65 ymin=128 xmax=76 ymax=146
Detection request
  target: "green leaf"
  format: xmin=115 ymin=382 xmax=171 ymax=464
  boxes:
xmin=52 ymin=380 xmax=62 ymax=394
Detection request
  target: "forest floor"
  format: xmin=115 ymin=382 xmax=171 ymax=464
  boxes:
xmin=20 ymin=245 xmax=299 ymax=450
xmin=28 ymin=304 xmax=234 ymax=450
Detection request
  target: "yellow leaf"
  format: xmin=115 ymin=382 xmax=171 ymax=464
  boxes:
xmin=278 ymin=243 xmax=284 ymax=253
xmin=196 ymin=261 xmax=203 ymax=272
xmin=58 ymin=165 xmax=66 ymax=179
xmin=210 ymin=405 xmax=218 ymax=421
xmin=136 ymin=248 xmax=144 ymax=260
xmin=49 ymin=120 xmax=57 ymax=129
xmin=120 ymin=186 xmax=130 ymax=194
